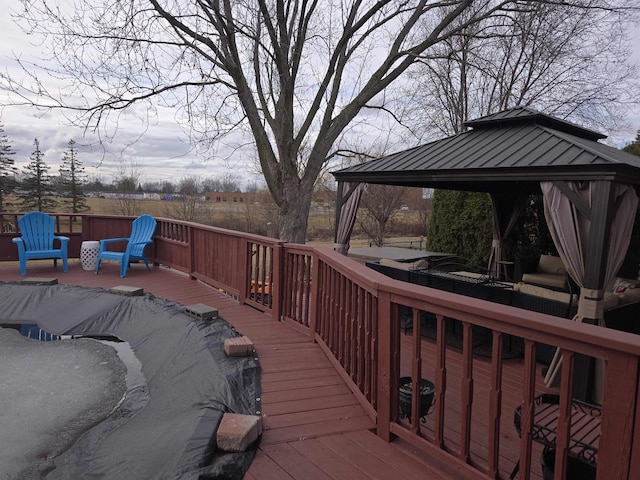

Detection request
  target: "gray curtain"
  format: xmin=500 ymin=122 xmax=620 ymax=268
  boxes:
xmin=541 ymin=181 xmax=638 ymax=387
xmin=334 ymin=182 xmax=364 ymax=255
xmin=487 ymin=193 xmax=528 ymax=279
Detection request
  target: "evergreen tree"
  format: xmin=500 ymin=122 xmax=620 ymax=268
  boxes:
xmin=426 ymin=190 xmax=493 ymax=268
xmin=623 ymin=129 xmax=640 ymax=157
xmin=58 ymin=139 xmax=89 ymax=213
xmin=18 ymin=138 xmax=57 ymax=212
xmin=0 ymin=123 xmax=17 ymax=212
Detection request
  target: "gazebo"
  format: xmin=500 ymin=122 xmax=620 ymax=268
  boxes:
xmin=332 ymin=107 xmax=640 ymax=395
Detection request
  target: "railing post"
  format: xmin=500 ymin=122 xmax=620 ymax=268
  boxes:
xmin=270 ymin=242 xmax=284 ymax=322
xmin=308 ymin=250 xmax=320 ymax=342
xmin=188 ymin=225 xmax=195 ymax=279
xmin=376 ymin=289 xmax=393 ymax=442
xmin=518 ymin=340 xmax=537 ymax=480
xmin=238 ymin=238 xmax=250 ymax=304
xmin=598 ymin=352 xmax=639 ymax=480
xmin=81 ymin=215 xmax=91 ymax=242
xmin=629 ymin=365 xmax=640 ymax=478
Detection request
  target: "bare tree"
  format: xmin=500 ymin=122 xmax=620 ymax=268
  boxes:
xmin=238 ymin=189 xmax=279 ymax=236
xmin=163 ymin=176 xmax=205 ymax=222
xmin=416 ymin=189 xmax=433 ymax=237
xmin=358 ymin=184 xmax=409 ymax=246
xmin=202 ymin=174 xmax=242 ymax=194
xmin=3 ymin=1 xmax=638 ymax=241
xmin=405 ymin=1 xmax=639 ymax=138
xmin=112 ymin=158 xmax=143 ymax=216
xmin=402 ymin=3 xmax=639 ymax=266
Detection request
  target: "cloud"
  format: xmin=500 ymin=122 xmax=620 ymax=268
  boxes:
xmin=0 ymin=10 xmax=259 ymax=187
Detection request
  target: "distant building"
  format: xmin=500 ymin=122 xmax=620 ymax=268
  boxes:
xmin=204 ymin=191 xmax=252 ymax=204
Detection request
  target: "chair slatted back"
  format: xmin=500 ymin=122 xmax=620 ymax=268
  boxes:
xmin=18 ymin=212 xmax=56 ymax=251
xmin=129 ymin=214 xmax=157 ymax=257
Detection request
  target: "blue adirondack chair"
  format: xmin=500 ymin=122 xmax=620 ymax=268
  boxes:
xmin=95 ymin=214 xmax=157 ymax=278
xmin=12 ymin=211 xmax=70 ymax=276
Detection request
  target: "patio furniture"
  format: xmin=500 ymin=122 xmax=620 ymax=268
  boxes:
xmin=517 ymin=254 xmax=568 ymax=291
xmin=95 ymin=214 xmax=157 ymax=278
xmin=12 ymin=211 xmax=69 ymax=276
xmin=80 ymin=240 xmax=100 ymax=271
xmin=510 ymin=393 xmax=600 ymax=479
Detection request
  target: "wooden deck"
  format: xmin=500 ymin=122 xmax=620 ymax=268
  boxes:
xmin=0 ymin=260 xmax=547 ymax=479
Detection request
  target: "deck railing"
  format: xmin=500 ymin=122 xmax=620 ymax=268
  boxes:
xmin=302 ymin=248 xmax=640 ymax=480
xmin=1 ymin=213 xmax=639 ymax=479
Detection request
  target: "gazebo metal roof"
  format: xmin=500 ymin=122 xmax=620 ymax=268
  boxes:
xmin=332 ymin=107 xmax=640 ymax=193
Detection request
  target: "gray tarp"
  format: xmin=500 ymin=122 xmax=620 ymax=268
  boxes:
xmin=0 ymin=282 xmax=260 ymax=480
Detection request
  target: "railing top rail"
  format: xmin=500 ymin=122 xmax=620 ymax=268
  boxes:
xmin=366 ymin=269 xmax=640 ymax=359
xmin=154 ymin=216 xmax=286 ymax=246
xmin=282 ymin=243 xmax=316 ymax=255
xmin=314 ymin=246 xmax=391 ymax=293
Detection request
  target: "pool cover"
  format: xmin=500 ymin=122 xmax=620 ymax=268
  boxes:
xmin=0 ymin=282 xmax=260 ymax=480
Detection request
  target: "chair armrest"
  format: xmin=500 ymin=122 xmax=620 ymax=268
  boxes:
xmin=53 ymin=235 xmax=70 ymax=246
xmin=99 ymin=237 xmax=131 ymax=252
xmin=12 ymin=237 xmax=24 ymax=253
xmin=100 ymin=237 xmax=130 ymax=245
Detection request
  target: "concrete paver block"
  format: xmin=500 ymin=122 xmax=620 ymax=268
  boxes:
xmin=109 ymin=285 xmax=144 ymax=296
xmin=185 ymin=303 xmax=218 ymax=321
xmin=224 ymin=336 xmax=254 ymax=357
xmin=216 ymin=413 xmax=262 ymax=452
xmin=21 ymin=277 xmax=58 ymax=285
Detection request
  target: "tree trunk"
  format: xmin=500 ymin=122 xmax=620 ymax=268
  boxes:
xmin=278 ymin=180 xmax=313 ymax=244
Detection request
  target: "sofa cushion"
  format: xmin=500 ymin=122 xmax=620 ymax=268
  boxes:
xmin=537 ymin=254 xmax=566 ymax=275
xmin=514 ymin=283 xmax=623 ymax=310
xmin=603 ymin=292 xmax=621 ymax=310
xmin=515 ymin=283 xmax=575 ymax=306
xmin=521 ymin=272 xmax=567 ymax=291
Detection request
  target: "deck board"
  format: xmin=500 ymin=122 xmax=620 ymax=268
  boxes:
xmin=0 ymin=261 xmax=547 ymax=479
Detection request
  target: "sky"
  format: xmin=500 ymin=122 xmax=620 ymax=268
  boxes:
xmin=0 ymin=5 xmax=639 ymax=189
xmin=0 ymin=5 xmax=262 ymax=188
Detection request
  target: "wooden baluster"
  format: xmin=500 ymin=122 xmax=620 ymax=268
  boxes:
xmin=518 ymin=340 xmax=537 ymax=480
xmin=460 ymin=322 xmax=473 ymax=463
xmin=488 ymin=330 xmax=503 ymax=477
xmin=434 ymin=313 xmax=447 ymax=448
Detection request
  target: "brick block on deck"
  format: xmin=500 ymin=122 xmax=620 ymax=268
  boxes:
xmin=109 ymin=285 xmax=144 ymax=296
xmin=224 ymin=336 xmax=254 ymax=357
xmin=22 ymin=277 xmax=58 ymax=285
xmin=216 ymin=413 xmax=262 ymax=452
